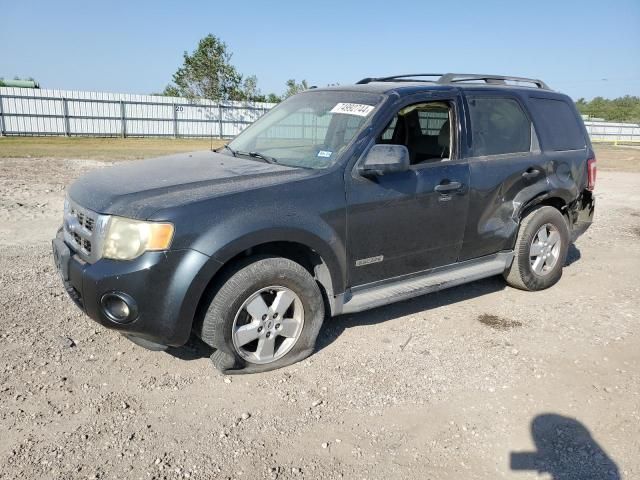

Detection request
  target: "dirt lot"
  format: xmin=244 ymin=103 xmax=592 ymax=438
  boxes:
xmin=0 ymin=142 xmax=639 ymax=479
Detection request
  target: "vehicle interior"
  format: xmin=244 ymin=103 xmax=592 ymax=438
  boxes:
xmin=378 ymin=101 xmax=453 ymax=165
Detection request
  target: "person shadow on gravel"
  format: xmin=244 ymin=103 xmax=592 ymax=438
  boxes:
xmin=511 ymin=414 xmax=620 ymax=480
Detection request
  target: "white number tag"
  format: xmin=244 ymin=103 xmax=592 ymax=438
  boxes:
xmin=330 ymin=103 xmax=375 ymax=117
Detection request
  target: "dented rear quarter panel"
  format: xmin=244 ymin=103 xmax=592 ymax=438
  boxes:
xmin=458 ymin=88 xmax=590 ymax=261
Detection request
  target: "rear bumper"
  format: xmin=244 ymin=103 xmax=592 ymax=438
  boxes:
xmin=569 ymin=191 xmax=595 ymax=241
xmin=52 ymin=229 xmax=220 ymax=347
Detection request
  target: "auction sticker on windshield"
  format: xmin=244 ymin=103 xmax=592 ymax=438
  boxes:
xmin=330 ymin=103 xmax=375 ymax=117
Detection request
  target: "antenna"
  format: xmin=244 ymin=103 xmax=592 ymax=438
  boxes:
xmin=211 ymin=104 xmax=215 ymax=152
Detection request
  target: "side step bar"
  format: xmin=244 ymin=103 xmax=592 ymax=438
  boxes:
xmin=334 ymin=252 xmax=514 ymax=315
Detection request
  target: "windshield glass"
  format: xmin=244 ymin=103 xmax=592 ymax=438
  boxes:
xmin=227 ymin=90 xmax=383 ymax=169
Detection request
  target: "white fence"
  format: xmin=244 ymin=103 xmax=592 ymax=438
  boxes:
xmin=584 ymin=120 xmax=640 ymax=143
xmin=0 ymin=87 xmax=276 ymax=138
xmin=1 ymin=86 xmax=639 ymax=143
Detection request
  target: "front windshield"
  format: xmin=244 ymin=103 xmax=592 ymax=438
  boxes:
xmin=227 ymin=90 xmax=383 ymax=169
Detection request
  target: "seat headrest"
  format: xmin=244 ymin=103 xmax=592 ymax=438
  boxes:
xmin=438 ymin=121 xmax=450 ymax=148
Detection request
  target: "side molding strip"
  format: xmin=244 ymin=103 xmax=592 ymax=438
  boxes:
xmin=336 ymin=251 xmax=514 ymax=315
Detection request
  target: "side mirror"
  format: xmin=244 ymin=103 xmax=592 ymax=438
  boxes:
xmin=359 ymin=144 xmax=410 ymax=177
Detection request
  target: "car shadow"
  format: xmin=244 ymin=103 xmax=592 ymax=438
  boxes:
xmin=565 ymin=243 xmax=582 ymax=267
xmin=165 ymin=276 xmax=506 ymax=362
xmin=511 ymin=414 xmax=620 ymax=479
xmin=165 ymin=335 xmax=213 ymax=361
xmin=316 ymin=275 xmax=506 ymax=352
xmin=166 ymin=246 xmax=581 ymax=363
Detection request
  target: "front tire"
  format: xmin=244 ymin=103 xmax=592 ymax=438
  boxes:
xmin=200 ymin=256 xmax=325 ymax=374
xmin=504 ymin=206 xmax=570 ymax=291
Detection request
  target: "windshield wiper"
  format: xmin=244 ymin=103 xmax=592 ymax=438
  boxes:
xmin=221 ymin=144 xmax=237 ymax=157
xmin=235 ymin=150 xmax=279 ymax=164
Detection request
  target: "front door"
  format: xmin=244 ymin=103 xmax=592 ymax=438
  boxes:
xmin=345 ymin=95 xmax=470 ymax=287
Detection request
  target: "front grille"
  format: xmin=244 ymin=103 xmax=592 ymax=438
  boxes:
xmin=73 ymin=209 xmax=95 ymax=232
xmin=63 ymin=198 xmax=107 ymax=263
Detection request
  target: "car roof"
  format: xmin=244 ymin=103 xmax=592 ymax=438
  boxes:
xmin=308 ymin=73 xmax=569 ymax=100
xmin=311 ymin=81 xmax=563 ymax=98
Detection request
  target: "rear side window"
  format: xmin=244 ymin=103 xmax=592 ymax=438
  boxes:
xmin=468 ymin=97 xmax=531 ymax=156
xmin=528 ymin=97 xmax=586 ymax=151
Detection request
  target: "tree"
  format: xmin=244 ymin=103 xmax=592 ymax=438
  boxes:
xmin=160 ymin=35 xmax=310 ymax=104
xmin=237 ymin=74 xmax=269 ymax=102
xmin=575 ymin=95 xmax=640 ymax=123
xmin=163 ymin=34 xmax=243 ymax=101
xmin=283 ymin=79 xmax=309 ymax=98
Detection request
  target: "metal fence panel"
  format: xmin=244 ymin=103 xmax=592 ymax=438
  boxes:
xmin=584 ymin=120 xmax=640 ymax=142
xmin=0 ymin=87 xmax=276 ymax=138
xmin=1 ymin=87 xmax=640 ymax=143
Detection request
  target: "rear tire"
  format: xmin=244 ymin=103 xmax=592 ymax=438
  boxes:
xmin=504 ymin=206 xmax=569 ymax=291
xmin=200 ymin=256 xmax=325 ymax=374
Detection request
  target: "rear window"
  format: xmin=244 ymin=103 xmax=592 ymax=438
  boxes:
xmin=468 ymin=97 xmax=531 ymax=156
xmin=528 ymin=97 xmax=586 ymax=151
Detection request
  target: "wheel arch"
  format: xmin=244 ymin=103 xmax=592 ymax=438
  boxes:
xmin=517 ymin=192 xmax=570 ymax=222
xmin=190 ymin=235 xmax=343 ymax=337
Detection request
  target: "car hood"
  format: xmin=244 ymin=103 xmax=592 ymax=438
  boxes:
xmin=68 ymin=150 xmax=312 ymax=219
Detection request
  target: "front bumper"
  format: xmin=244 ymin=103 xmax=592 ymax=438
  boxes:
xmin=52 ymin=229 xmax=219 ymax=347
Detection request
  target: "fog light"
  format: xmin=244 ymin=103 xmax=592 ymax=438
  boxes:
xmin=100 ymin=292 xmax=137 ymax=324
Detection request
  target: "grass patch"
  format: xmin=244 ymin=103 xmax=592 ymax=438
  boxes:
xmin=594 ymin=144 xmax=640 ymax=172
xmin=0 ymin=137 xmax=226 ymax=161
xmin=1 ymin=137 xmax=638 ymax=170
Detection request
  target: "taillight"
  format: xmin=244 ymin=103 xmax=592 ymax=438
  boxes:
xmin=587 ymin=157 xmax=596 ymax=191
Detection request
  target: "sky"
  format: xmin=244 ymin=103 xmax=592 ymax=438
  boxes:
xmin=1 ymin=0 xmax=639 ymax=100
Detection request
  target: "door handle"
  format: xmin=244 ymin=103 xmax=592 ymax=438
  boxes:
xmin=522 ymin=168 xmax=541 ymax=180
xmin=434 ymin=181 xmax=462 ymax=193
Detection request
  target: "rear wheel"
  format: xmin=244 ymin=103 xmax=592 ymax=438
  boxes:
xmin=200 ymin=256 xmax=325 ymax=374
xmin=504 ymin=206 xmax=569 ymax=291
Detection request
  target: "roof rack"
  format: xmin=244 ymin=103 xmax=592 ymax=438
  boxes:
xmin=356 ymin=73 xmax=550 ymax=90
xmin=356 ymin=73 xmax=443 ymax=84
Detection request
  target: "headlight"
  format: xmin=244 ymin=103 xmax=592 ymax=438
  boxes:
xmin=102 ymin=217 xmax=174 ymax=260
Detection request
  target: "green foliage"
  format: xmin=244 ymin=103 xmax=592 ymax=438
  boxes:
xmin=163 ymin=34 xmax=244 ymax=101
xmin=238 ymin=75 xmax=259 ymax=101
xmin=576 ymin=96 xmax=640 ymax=123
xmin=162 ymin=34 xmax=285 ymax=103
xmin=266 ymin=93 xmax=282 ymax=103
xmin=161 ymin=35 xmax=316 ymax=103
xmin=284 ymin=79 xmax=309 ymax=98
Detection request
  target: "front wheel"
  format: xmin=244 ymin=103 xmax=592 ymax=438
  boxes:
xmin=200 ymin=256 xmax=325 ymax=374
xmin=504 ymin=206 xmax=570 ymax=291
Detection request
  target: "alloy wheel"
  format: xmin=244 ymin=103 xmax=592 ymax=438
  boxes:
xmin=231 ymin=286 xmax=304 ymax=364
xmin=529 ymin=223 xmax=562 ymax=275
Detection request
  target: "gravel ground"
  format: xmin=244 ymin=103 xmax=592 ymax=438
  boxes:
xmin=0 ymin=152 xmax=639 ymax=480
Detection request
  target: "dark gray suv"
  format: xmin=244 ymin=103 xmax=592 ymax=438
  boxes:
xmin=52 ymin=73 xmax=596 ymax=374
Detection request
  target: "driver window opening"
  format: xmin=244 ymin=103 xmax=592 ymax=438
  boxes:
xmin=378 ymin=101 xmax=453 ymax=165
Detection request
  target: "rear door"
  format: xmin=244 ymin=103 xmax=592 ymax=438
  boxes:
xmin=345 ymin=92 xmax=470 ymax=287
xmin=458 ymin=92 xmax=549 ymax=261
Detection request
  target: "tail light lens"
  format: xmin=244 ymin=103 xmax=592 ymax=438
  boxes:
xmin=587 ymin=157 xmax=596 ymax=191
